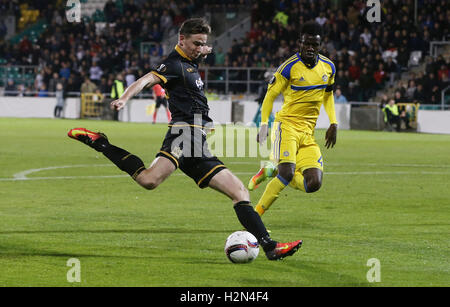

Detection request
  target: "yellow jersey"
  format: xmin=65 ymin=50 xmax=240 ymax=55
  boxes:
xmin=261 ymin=53 xmax=337 ymax=134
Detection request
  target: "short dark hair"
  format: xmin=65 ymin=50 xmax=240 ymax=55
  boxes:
xmin=300 ymin=21 xmax=323 ymax=37
xmin=179 ymin=18 xmax=211 ymax=37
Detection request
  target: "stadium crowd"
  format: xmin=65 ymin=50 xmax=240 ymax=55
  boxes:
xmin=223 ymin=0 xmax=449 ymax=102
xmin=0 ymin=0 xmax=448 ymax=105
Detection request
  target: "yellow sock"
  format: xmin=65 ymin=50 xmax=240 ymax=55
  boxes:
xmin=255 ymin=176 xmax=288 ymax=216
xmin=289 ymin=171 xmax=306 ymax=192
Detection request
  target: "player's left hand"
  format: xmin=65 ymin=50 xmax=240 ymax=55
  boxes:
xmin=325 ymin=123 xmax=337 ymax=149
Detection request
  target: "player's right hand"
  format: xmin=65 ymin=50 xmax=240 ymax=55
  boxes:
xmin=111 ymin=98 xmax=127 ymax=111
xmin=257 ymin=124 xmax=269 ymax=144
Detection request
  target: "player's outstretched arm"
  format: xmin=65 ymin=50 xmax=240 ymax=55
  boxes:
xmin=111 ymin=72 xmax=161 ymax=110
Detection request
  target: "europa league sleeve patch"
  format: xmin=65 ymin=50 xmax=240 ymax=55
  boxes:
xmin=269 ymin=75 xmax=276 ymax=85
xmin=156 ymin=64 xmax=167 ymax=73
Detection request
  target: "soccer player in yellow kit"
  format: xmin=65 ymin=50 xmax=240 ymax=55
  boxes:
xmin=248 ymin=21 xmax=338 ymax=216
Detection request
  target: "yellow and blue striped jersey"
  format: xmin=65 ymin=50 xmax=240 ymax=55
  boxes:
xmin=261 ymin=52 xmax=337 ymax=134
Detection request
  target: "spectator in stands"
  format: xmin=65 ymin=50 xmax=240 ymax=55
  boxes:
xmin=422 ymin=72 xmax=438 ymax=97
xmin=373 ymin=63 xmax=386 ymax=90
xmin=98 ymin=77 xmax=110 ymax=94
xmin=89 ymin=61 xmax=103 ymax=85
xmin=384 ymin=56 xmax=398 ymax=87
xmin=359 ymin=67 xmax=375 ymax=101
xmin=334 ymin=88 xmax=348 ymax=104
xmin=405 ymin=80 xmax=417 ymax=101
xmin=4 ymin=79 xmax=17 ymax=96
xmin=148 ymin=23 xmax=163 ymax=43
xmin=48 ymin=72 xmax=62 ymax=94
xmin=38 ymin=84 xmax=49 ymax=97
xmin=348 ymin=59 xmax=361 ymax=81
xmin=19 ymin=35 xmax=32 ymax=56
xmin=65 ymin=76 xmax=78 ymax=96
xmin=149 ymin=48 xmax=162 ymax=69
xmin=394 ymin=90 xmax=406 ymax=104
xmin=125 ymin=69 xmax=136 ymax=87
xmin=360 ymin=28 xmax=372 ymax=47
xmin=430 ymin=85 xmax=441 ymax=105
xmin=413 ymin=84 xmax=426 ymax=104
xmin=379 ymin=94 xmax=389 ymax=108
xmin=437 ymin=64 xmax=449 ymax=82
xmin=80 ymin=76 xmax=98 ymax=93
xmin=59 ymin=61 xmax=71 ymax=80
xmin=159 ymin=9 xmax=173 ymax=38
xmin=16 ymin=84 xmax=25 ymax=97
xmin=34 ymin=68 xmax=44 ymax=92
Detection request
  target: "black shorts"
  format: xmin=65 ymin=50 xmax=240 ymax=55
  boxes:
xmin=156 ymin=126 xmax=226 ymax=188
xmin=155 ymin=96 xmax=168 ymax=108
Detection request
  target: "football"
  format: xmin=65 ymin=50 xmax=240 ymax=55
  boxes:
xmin=224 ymin=231 xmax=259 ymax=263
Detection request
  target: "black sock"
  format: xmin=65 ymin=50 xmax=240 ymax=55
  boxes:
xmin=102 ymin=145 xmax=146 ymax=180
xmin=233 ymin=201 xmax=277 ymax=252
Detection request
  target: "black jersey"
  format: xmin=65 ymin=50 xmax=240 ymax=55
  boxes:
xmin=151 ymin=45 xmax=212 ymax=127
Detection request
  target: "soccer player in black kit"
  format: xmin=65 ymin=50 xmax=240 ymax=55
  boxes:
xmin=68 ymin=18 xmax=302 ymax=260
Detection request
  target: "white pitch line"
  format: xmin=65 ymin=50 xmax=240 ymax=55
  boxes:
xmin=2 ymin=163 xmax=450 ymax=183
xmin=1 ymin=171 xmax=449 ymax=182
xmin=13 ymin=164 xmax=113 ymax=180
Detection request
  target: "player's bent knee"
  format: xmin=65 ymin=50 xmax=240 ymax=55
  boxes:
xmin=278 ymin=169 xmax=294 ymax=184
xmin=305 ymin=178 xmax=322 ymax=193
xmin=278 ymin=163 xmax=295 ymax=184
xmin=136 ymin=176 xmax=160 ymax=190
xmin=140 ymin=180 xmax=159 ymax=190
xmin=233 ymin=182 xmax=250 ymax=203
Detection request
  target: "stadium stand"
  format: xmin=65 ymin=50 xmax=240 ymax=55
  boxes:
xmin=224 ymin=0 xmax=449 ymax=103
xmin=0 ymin=0 xmax=448 ymax=109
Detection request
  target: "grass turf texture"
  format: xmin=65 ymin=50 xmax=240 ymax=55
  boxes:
xmin=0 ymin=118 xmax=449 ymax=287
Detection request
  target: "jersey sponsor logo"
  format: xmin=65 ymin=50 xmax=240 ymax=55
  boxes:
xmin=298 ymin=76 xmax=305 ymax=82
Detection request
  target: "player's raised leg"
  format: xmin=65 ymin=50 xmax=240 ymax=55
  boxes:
xmin=208 ymin=169 xmax=302 ymax=260
xmin=68 ymin=127 xmax=175 ymax=189
xmin=247 ymin=161 xmax=277 ymax=191
xmin=135 ymin=157 xmax=176 ymax=190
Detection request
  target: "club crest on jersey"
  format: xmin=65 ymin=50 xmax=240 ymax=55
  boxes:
xmin=157 ymin=64 xmax=166 ymax=73
xmin=187 ymin=67 xmax=195 ymax=73
xmin=195 ymin=78 xmax=204 ymax=90
xmin=283 ymin=151 xmax=290 ymax=157
xmin=171 ymin=146 xmax=183 ymax=159
xmin=322 ymin=74 xmax=328 ymax=82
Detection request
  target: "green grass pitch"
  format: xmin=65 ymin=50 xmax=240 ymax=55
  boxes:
xmin=0 ymin=118 xmax=449 ymax=287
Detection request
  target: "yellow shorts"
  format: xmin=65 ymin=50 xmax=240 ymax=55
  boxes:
xmin=270 ymin=121 xmax=323 ymax=173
